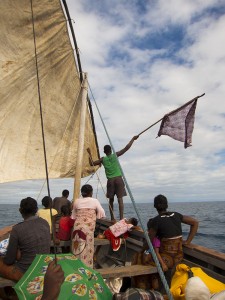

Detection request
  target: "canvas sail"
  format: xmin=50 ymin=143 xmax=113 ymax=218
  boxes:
xmin=0 ymin=0 xmax=99 ymax=183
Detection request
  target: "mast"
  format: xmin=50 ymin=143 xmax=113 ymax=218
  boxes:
xmin=73 ymin=73 xmax=88 ymax=202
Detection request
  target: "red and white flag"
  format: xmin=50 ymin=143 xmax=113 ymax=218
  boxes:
xmin=157 ymin=98 xmax=198 ymax=148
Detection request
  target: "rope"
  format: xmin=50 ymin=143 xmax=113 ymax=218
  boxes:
xmin=88 ymin=81 xmax=174 ymax=299
xmin=35 ymin=83 xmax=82 ymax=202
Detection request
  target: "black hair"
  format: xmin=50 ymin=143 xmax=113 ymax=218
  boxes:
xmin=62 ymin=189 xmax=69 ymax=197
xmin=104 ymin=145 xmax=111 ymax=154
xmin=20 ymin=197 xmax=38 ymax=216
xmin=42 ymin=196 xmax=52 ymax=208
xmin=61 ymin=205 xmax=71 ymax=216
xmin=154 ymin=194 xmax=168 ymax=212
xmin=129 ymin=217 xmax=138 ymax=226
xmin=81 ymin=184 xmax=93 ymax=197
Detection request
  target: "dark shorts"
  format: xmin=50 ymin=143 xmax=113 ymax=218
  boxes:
xmin=106 ymin=176 xmax=127 ymax=199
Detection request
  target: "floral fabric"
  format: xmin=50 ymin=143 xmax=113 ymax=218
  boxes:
xmin=72 ymin=209 xmax=96 ymax=268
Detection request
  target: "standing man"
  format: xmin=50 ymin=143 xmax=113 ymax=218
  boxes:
xmin=53 ymin=189 xmax=71 ymax=214
xmin=88 ymin=135 xmax=139 ymax=221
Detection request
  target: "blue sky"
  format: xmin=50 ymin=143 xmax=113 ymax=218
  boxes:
xmin=0 ymin=0 xmax=225 ymax=204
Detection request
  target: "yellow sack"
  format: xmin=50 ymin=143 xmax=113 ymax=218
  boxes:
xmin=170 ymin=264 xmax=225 ymax=300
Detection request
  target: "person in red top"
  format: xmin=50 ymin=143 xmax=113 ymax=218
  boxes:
xmin=56 ymin=205 xmax=75 ymax=241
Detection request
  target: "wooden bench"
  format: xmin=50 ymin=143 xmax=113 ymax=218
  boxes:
xmin=97 ymin=264 xmax=158 ymax=279
xmin=94 ymin=238 xmax=111 ymax=246
xmin=50 ymin=240 xmax=71 ymax=248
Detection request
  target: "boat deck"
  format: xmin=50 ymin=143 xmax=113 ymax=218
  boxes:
xmin=1 ymin=218 xmax=225 ymax=289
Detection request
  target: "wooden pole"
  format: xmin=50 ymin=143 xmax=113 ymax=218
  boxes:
xmin=73 ymin=73 xmax=88 ymax=203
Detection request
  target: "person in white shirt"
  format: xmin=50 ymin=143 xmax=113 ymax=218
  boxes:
xmin=71 ymin=184 xmax=105 ymax=268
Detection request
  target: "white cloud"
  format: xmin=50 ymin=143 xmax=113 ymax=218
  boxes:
xmin=0 ymin=0 xmax=224 ymax=205
xmin=63 ymin=0 xmax=225 ymax=204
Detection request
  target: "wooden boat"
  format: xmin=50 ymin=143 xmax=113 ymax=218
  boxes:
xmin=1 ymin=219 xmax=225 ymax=298
xmin=0 ymin=0 xmax=225 ymax=299
xmin=94 ymin=219 xmax=225 ymax=285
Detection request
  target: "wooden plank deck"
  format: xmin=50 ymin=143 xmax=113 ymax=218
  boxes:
xmin=94 ymin=238 xmax=110 ymax=246
xmin=97 ymin=264 xmax=158 ymax=279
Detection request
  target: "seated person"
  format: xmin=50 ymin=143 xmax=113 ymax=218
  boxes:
xmin=56 ymin=205 xmax=75 ymax=241
xmin=145 ymin=219 xmax=168 ymax=272
xmin=38 ymin=196 xmax=58 ymax=235
xmin=0 ymin=197 xmax=51 ymax=281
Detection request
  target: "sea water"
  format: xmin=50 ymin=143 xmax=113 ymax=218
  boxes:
xmin=0 ymin=201 xmax=224 ymax=253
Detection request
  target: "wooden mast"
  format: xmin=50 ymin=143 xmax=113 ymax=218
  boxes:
xmin=73 ymin=73 xmax=88 ymax=202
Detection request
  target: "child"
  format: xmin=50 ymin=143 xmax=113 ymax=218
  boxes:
xmin=38 ymin=196 xmax=58 ymax=234
xmin=56 ymin=205 xmax=75 ymax=241
xmin=103 ymin=217 xmax=139 ymax=251
xmin=146 ymin=218 xmax=168 ymax=272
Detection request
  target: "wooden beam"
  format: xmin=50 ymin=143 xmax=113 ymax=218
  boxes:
xmin=96 ymin=264 xmax=157 ymax=279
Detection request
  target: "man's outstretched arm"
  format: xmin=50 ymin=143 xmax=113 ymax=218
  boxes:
xmin=116 ymin=135 xmax=139 ymax=157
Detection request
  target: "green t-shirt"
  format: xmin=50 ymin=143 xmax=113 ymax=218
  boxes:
xmin=102 ymin=153 xmax=122 ymax=179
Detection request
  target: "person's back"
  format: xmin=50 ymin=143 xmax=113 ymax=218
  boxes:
xmin=72 ymin=184 xmax=105 ymax=268
xmin=148 ymin=195 xmax=198 ymax=243
xmin=1 ymin=197 xmax=51 ymax=280
xmin=147 ymin=194 xmax=198 ymax=290
xmin=57 ymin=205 xmax=74 ymax=241
xmin=102 ymin=153 xmax=122 ymax=179
xmin=38 ymin=196 xmax=57 ymax=233
xmin=149 ymin=211 xmax=183 ymax=239
xmin=53 ymin=189 xmax=71 ymax=214
xmin=9 ymin=217 xmax=51 ymax=272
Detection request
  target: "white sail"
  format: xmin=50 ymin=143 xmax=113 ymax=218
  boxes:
xmin=0 ymin=0 xmax=99 ymax=183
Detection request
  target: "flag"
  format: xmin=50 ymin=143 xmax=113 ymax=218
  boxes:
xmin=157 ymin=98 xmax=198 ymax=148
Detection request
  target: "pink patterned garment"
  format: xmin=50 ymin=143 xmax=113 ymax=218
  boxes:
xmin=109 ymin=219 xmax=133 ymax=237
xmin=72 ymin=209 xmax=96 ymax=268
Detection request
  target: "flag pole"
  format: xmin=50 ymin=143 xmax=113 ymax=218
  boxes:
xmin=138 ymin=93 xmax=205 ymax=136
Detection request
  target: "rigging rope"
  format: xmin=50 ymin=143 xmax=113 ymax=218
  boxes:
xmin=35 ymin=84 xmax=82 ymax=202
xmin=30 ymin=0 xmax=57 ymax=260
xmin=88 ymin=81 xmax=174 ymax=300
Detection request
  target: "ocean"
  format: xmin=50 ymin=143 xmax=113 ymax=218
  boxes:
xmin=0 ymin=201 xmax=224 ymax=253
